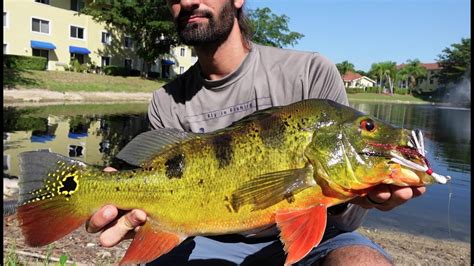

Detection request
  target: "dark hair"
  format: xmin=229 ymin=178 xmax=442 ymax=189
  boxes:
xmin=237 ymin=4 xmax=252 ymax=45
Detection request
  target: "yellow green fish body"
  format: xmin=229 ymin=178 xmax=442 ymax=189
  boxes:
xmin=17 ymin=99 xmax=449 ymax=265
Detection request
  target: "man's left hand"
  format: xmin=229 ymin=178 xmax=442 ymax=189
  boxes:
xmin=350 ymin=184 xmax=426 ymax=211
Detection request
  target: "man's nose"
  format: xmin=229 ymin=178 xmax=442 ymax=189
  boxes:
xmin=180 ymin=0 xmax=200 ymax=10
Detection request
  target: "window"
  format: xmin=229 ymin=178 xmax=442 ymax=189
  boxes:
xmin=180 ymin=66 xmax=185 ymax=74
xmin=70 ymin=26 xmax=84 ymax=39
xmin=191 ymin=48 xmax=197 ymax=57
xmin=124 ymin=59 xmax=132 ymax=69
xmin=32 ymin=18 xmax=49 ymax=34
xmin=101 ymin=56 xmax=110 ymax=67
xmin=71 ymin=53 xmax=85 ymax=64
xmin=180 ymin=47 xmax=185 ymax=57
xmin=3 ymin=44 xmax=6 ymax=54
xmin=69 ymin=145 xmax=84 ymax=157
xmin=71 ymin=0 xmax=85 ymax=12
xmin=33 ymin=48 xmax=48 ymax=59
xmin=35 ymin=0 xmax=50 ymax=4
xmin=3 ymin=12 xmax=7 ymax=27
xmin=124 ymin=36 xmax=132 ymax=48
xmin=101 ymin=32 xmax=111 ymax=44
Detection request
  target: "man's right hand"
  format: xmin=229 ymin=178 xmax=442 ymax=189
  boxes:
xmin=85 ymin=167 xmax=148 ymax=247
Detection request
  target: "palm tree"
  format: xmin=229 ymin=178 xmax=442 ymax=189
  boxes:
xmin=398 ymin=59 xmax=428 ymax=94
xmin=369 ymin=63 xmax=384 ymax=92
xmin=336 ymin=60 xmax=355 ymax=77
xmin=379 ymin=61 xmax=397 ymax=94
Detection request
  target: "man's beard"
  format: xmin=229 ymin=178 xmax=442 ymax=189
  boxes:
xmin=176 ymin=1 xmax=236 ymax=46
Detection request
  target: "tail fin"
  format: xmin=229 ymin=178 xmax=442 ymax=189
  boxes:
xmin=17 ymin=151 xmax=91 ymax=247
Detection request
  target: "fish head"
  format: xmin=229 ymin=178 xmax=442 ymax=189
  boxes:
xmin=306 ymin=111 xmax=450 ymax=195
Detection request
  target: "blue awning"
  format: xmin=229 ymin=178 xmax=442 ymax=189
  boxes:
xmin=69 ymin=46 xmax=91 ymax=55
xmin=161 ymin=59 xmax=175 ymax=66
xmin=31 ymin=40 xmax=56 ymax=50
xmin=31 ymin=135 xmax=55 ymax=143
xmin=68 ymin=132 xmax=88 ymax=139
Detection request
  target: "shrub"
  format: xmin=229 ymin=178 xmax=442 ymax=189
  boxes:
xmin=345 ymin=87 xmax=365 ymax=94
xmin=129 ymin=69 xmax=141 ymax=76
xmin=147 ymin=71 xmax=160 ymax=79
xmin=365 ymin=86 xmax=382 ymax=93
xmin=4 ymin=54 xmax=47 ymax=70
xmin=103 ymin=65 xmax=129 ymax=76
xmin=394 ymin=87 xmax=409 ymax=95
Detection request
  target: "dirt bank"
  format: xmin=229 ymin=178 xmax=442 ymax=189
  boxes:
xmin=3 ymin=88 xmax=152 ymax=104
xmin=3 ymin=216 xmax=470 ymax=265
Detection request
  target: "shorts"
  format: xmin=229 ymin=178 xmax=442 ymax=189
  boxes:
xmin=144 ymin=231 xmax=392 ymax=265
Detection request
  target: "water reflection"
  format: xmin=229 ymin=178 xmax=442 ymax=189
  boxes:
xmin=350 ymin=102 xmax=471 ymax=242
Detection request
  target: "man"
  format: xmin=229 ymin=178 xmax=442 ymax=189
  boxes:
xmin=86 ymin=0 xmax=426 ymax=264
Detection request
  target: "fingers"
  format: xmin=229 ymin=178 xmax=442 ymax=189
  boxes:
xmin=351 ymin=185 xmax=427 ymax=211
xmin=99 ymin=209 xmax=147 ymax=247
xmin=103 ymin=166 xmax=118 ymax=172
xmin=86 ymin=205 xmax=118 ymax=233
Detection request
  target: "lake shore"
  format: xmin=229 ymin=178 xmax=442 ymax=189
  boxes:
xmin=3 ymin=215 xmax=470 ymax=265
xmin=3 ymin=88 xmax=447 ymax=106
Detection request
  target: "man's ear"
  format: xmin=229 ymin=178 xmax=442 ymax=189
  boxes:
xmin=234 ymin=0 xmax=244 ymax=9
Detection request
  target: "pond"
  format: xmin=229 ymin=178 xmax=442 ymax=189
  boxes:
xmin=3 ymin=101 xmax=470 ymax=242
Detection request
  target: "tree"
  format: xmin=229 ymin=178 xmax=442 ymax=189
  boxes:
xmin=335 ymin=61 xmax=355 ymax=77
xmin=81 ymin=0 xmax=177 ymax=75
xmin=397 ymin=59 xmax=427 ymax=94
xmin=369 ymin=61 xmax=397 ymax=94
xmin=248 ymin=7 xmax=304 ymax=48
xmin=436 ymin=38 xmax=471 ymax=85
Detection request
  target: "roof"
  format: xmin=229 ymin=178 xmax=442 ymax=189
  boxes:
xmin=342 ymin=71 xmax=362 ymax=81
xmin=397 ymin=62 xmax=441 ymax=70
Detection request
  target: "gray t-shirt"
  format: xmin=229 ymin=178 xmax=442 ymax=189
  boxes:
xmin=148 ymin=42 xmax=367 ymax=235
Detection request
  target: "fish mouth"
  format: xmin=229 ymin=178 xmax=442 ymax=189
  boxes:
xmin=365 ymin=129 xmax=451 ymax=185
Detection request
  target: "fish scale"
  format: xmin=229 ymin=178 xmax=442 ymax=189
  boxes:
xmin=16 ymin=99 xmax=449 ymax=266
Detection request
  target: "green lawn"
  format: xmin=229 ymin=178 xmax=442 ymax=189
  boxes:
xmin=4 ymin=69 xmax=434 ymax=104
xmin=347 ymin=93 xmax=430 ymax=104
xmin=4 ymin=69 xmax=167 ymax=92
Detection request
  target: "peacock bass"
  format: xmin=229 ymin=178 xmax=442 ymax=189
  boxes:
xmin=17 ymin=99 xmax=450 ymax=266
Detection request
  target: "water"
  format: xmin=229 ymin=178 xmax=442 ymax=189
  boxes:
xmin=350 ymin=102 xmax=470 ymax=242
xmin=3 ymin=102 xmax=471 ymax=242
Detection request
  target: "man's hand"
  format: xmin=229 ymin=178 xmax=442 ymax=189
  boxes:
xmin=85 ymin=167 xmax=147 ymax=247
xmin=350 ymin=184 xmax=426 ymax=211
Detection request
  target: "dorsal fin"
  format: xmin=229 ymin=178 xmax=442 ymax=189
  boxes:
xmin=115 ymin=128 xmax=198 ymax=167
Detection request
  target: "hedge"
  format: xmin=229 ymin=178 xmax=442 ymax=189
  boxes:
xmin=4 ymin=54 xmax=47 ymax=70
xmin=103 ymin=65 xmax=141 ymax=77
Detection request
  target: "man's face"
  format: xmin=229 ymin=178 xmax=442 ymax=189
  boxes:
xmin=168 ymin=0 xmax=237 ymax=46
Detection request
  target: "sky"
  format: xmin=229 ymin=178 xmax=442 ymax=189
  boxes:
xmin=246 ymin=0 xmax=470 ymax=72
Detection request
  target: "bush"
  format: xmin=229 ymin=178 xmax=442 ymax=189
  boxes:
xmin=129 ymin=69 xmax=141 ymax=76
xmin=345 ymin=87 xmax=365 ymax=94
xmin=394 ymin=87 xmax=409 ymax=95
xmin=4 ymin=54 xmax=47 ymax=70
xmin=103 ymin=65 xmax=129 ymax=76
xmin=103 ymin=65 xmax=140 ymax=76
xmin=365 ymin=86 xmax=382 ymax=93
xmin=147 ymin=71 xmax=160 ymax=79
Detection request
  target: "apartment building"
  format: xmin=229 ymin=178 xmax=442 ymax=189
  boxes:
xmin=3 ymin=0 xmax=197 ymax=78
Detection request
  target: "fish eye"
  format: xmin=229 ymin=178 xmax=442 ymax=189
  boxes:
xmin=360 ymin=119 xmax=376 ymax=132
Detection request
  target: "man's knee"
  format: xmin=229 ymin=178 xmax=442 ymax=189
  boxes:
xmin=318 ymin=245 xmax=393 ymax=266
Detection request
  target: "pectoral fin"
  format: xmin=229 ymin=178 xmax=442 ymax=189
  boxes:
xmin=231 ymin=166 xmax=315 ymax=212
xmin=276 ymin=204 xmax=327 ymax=266
xmin=119 ymin=219 xmax=186 ymax=265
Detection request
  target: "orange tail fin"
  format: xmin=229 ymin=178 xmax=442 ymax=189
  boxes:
xmin=17 ymin=200 xmax=89 ymax=246
xmin=119 ymin=219 xmax=186 ymax=265
xmin=276 ymin=204 xmax=327 ymax=266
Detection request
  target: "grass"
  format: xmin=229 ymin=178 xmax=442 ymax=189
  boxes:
xmin=4 ymin=69 xmax=167 ymax=93
xmin=347 ymin=93 xmax=431 ymax=103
